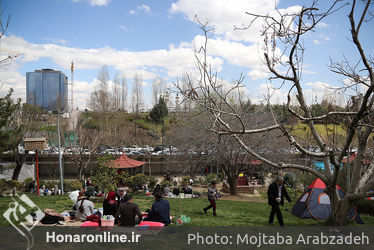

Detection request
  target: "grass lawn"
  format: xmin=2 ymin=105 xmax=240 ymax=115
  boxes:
xmin=1 ymin=194 xmax=373 ymax=226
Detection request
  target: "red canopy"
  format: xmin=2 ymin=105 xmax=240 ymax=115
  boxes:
xmin=110 ymin=154 xmax=145 ymax=169
xmin=342 ymin=152 xmax=370 ymax=165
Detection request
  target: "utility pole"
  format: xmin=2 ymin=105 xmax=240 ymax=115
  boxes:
xmin=70 ymin=61 xmax=74 ymax=111
xmin=133 ymin=106 xmax=137 ymax=145
xmin=57 ymin=110 xmax=64 ymax=194
xmin=162 ymin=117 xmax=164 ymax=154
xmin=347 ymin=147 xmax=350 ymax=191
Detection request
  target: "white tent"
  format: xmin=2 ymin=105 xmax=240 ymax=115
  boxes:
xmin=0 ymin=163 xmax=34 ymax=181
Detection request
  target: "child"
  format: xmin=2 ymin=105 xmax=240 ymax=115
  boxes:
xmin=203 ymin=180 xmax=218 ymax=216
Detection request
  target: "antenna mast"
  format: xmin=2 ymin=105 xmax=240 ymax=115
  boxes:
xmin=70 ymin=61 xmax=74 ymax=111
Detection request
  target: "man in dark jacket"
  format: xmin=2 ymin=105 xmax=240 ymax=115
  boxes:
xmin=115 ymin=194 xmax=142 ymax=226
xmin=144 ymin=192 xmax=171 ymax=225
xmin=267 ymin=176 xmax=291 ymax=226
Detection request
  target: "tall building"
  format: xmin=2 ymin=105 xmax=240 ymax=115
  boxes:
xmin=26 ymin=69 xmax=68 ymax=111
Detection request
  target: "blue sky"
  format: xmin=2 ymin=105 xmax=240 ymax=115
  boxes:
xmin=1 ymin=0 xmax=373 ymax=110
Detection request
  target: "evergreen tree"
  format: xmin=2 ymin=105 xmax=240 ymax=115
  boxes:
xmin=149 ymin=97 xmax=168 ymax=122
xmin=0 ymin=89 xmax=20 ymax=153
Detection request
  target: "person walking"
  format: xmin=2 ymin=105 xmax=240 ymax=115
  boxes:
xmin=267 ymin=176 xmax=291 ymax=226
xmin=203 ymin=180 xmax=218 ymax=216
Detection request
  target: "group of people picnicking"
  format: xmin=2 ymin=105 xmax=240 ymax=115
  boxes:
xmin=29 ymin=172 xmax=291 ymax=227
xmin=72 ymin=187 xmax=171 ymax=226
xmin=28 ymin=180 xmax=61 ymax=196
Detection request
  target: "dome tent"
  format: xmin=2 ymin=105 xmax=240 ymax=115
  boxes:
xmin=292 ymin=178 xmax=364 ymax=224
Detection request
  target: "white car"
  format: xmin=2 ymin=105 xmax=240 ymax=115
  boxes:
xmin=105 ymin=148 xmax=116 ymax=155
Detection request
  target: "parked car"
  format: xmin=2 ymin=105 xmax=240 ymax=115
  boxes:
xmin=105 ymin=148 xmax=116 ymax=155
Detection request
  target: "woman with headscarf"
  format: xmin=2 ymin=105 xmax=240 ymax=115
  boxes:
xmin=103 ymin=191 xmax=118 ymax=216
xmin=74 ymin=192 xmax=95 ymax=221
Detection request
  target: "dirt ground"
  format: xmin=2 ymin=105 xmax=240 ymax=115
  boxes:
xmin=152 ymin=176 xmax=268 ymax=203
xmin=190 ymin=182 xmax=267 ymax=203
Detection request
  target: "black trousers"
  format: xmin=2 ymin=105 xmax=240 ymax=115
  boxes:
xmin=268 ymin=203 xmax=284 ymax=226
xmin=204 ymin=199 xmax=216 ymax=215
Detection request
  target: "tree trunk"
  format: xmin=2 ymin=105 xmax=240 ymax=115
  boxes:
xmin=327 ymin=186 xmax=352 ymax=226
xmin=12 ymin=161 xmax=22 ymax=180
xmin=78 ymin=166 xmax=83 ymax=181
xmin=12 ymin=152 xmax=27 ymax=180
xmin=228 ymin=175 xmax=238 ymax=195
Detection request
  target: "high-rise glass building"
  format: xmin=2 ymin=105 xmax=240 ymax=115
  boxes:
xmin=26 ymin=69 xmax=68 ymax=111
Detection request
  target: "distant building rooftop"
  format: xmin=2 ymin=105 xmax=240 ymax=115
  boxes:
xmin=34 ymin=69 xmax=62 ymax=73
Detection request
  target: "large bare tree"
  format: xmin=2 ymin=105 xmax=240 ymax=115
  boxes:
xmin=10 ymin=104 xmax=43 ymax=180
xmin=120 ymin=73 xmax=127 ymax=111
xmin=88 ymin=65 xmax=112 ymax=129
xmin=131 ymin=73 xmax=143 ymax=113
xmin=64 ymin=115 xmax=103 ymax=180
xmin=168 ymin=105 xmax=289 ymax=195
xmin=176 ymin=1 xmax=374 ymax=225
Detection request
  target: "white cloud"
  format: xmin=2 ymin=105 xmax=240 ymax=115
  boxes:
xmin=317 ymin=22 xmax=330 ymax=28
xmin=89 ymin=0 xmax=110 ymax=6
xmin=304 ymin=81 xmax=345 ymax=106
xmin=251 ymin=81 xmax=346 ymax=106
xmin=137 ymin=4 xmax=151 ymax=13
xmin=72 ymin=80 xmax=95 ymax=110
xmin=118 ymin=25 xmax=129 ymax=32
xmin=170 ymin=0 xmax=301 ymax=43
xmin=1 ymin=32 xmax=279 ymax=109
xmin=73 ymin=0 xmax=111 ymax=6
xmin=43 ymin=38 xmax=69 ymax=46
xmin=248 ymin=69 xmax=268 ymax=80
xmin=253 ymin=83 xmax=287 ymax=104
xmin=192 ymin=35 xmax=272 ymax=79
xmin=1 ymin=35 xmax=202 ymax=79
xmin=1 ymin=35 xmax=228 ymax=108
xmin=129 ymin=9 xmax=136 ymax=15
xmin=313 ymin=39 xmax=320 ymax=45
xmin=0 ymin=62 xmax=26 ymax=102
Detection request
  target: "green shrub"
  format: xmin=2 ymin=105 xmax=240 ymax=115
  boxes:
xmin=160 ymin=180 xmax=171 ymax=190
xmin=205 ymin=174 xmax=217 ymax=186
xmin=147 ymin=176 xmax=157 ymax=190
xmin=6 ymin=180 xmax=23 ymax=189
xmin=125 ymin=174 xmax=148 ymax=192
xmin=90 ymin=156 xmax=118 ymax=193
xmin=23 ymin=177 xmax=34 ymax=187
xmin=181 ymin=176 xmax=190 ymax=186
xmin=0 ymin=179 xmax=8 ymax=194
xmin=70 ymin=179 xmax=83 ymax=191
xmin=90 ymin=197 xmax=104 ymax=203
xmin=44 ymin=180 xmax=59 ymax=189
xmin=63 ymin=180 xmax=71 ymax=191
xmin=217 ymin=173 xmax=224 ymax=182
xmin=86 ymin=186 xmax=95 ymax=197
xmin=356 ymin=199 xmax=374 ymax=215
xmin=194 ymin=191 xmax=201 ymax=196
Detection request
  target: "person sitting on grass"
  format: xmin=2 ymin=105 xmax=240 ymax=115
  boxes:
xmin=103 ymin=190 xmax=118 ymax=217
xmin=74 ymin=192 xmax=95 ymax=221
xmin=203 ymin=180 xmax=218 ymax=216
xmin=152 ymin=184 xmax=161 ymax=195
xmin=172 ymin=186 xmax=180 ymax=196
xmin=28 ymin=181 xmax=36 ymax=193
xmin=116 ymin=187 xmax=128 ymax=203
xmin=115 ymin=194 xmax=143 ymax=226
xmin=144 ymin=192 xmax=171 ymax=225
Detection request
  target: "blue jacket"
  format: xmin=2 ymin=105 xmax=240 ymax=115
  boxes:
xmin=148 ymin=199 xmax=171 ymax=224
